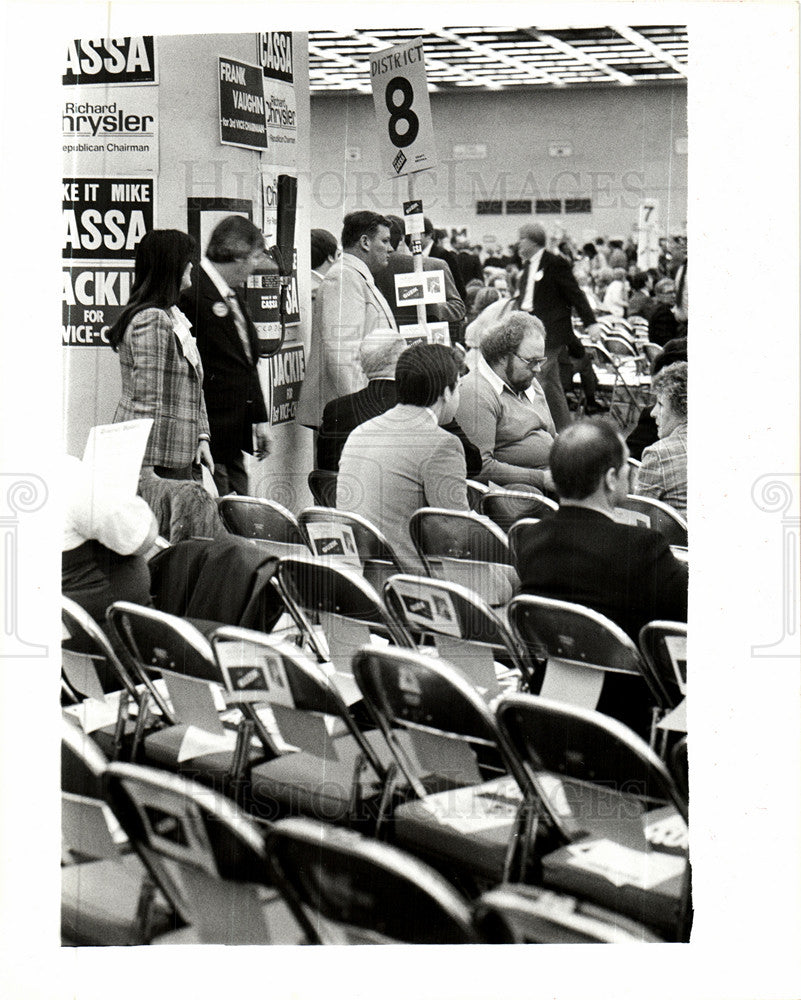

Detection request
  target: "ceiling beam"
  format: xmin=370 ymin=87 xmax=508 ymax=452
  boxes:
xmin=432 ymin=26 xmax=565 ymax=87
xmin=308 ymin=41 xmax=387 ymax=93
xmin=610 ymin=25 xmax=688 ymax=78
xmin=523 ymin=27 xmax=636 ymax=86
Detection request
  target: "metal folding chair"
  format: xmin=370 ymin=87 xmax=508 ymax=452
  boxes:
xmin=479 ymin=488 xmax=558 ymax=533
xmin=265 ymin=817 xmax=487 ymax=943
xmin=384 ymin=573 xmax=535 ymax=694
xmin=299 ymin=506 xmax=406 ymax=590
xmin=103 ymin=762 xmax=302 ymax=944
xmin=352 ymin=645 xmax=535 ymax=885
xmin=614 ymin=494 xmax=688 ymax=547
xmin=507 ymin=594 xmax=665 ymax=744
xmin=465 ymin=478 xmax=489 ymax=511
xmin=211 ymin=625 xmax=397 ymax=828
xmin=410 ymin=507 xmax=519 ymax=607
xmin=218 ymin=496 xmax=311 ymax=559
xmin=307 ymin=468 xmax=338 ymax=508
xmin=495 ymin=693 xmax=690 ymax=940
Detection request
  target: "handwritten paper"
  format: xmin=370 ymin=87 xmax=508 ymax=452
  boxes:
xmin=82 ymin=418 xmax=154 ymax=498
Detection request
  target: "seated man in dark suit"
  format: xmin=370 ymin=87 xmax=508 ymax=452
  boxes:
xmin=317 ymin=328 xmax=481 ymax=477
xmin=514 ymin=417 xmax=688 ymax=735
xmin=648 ymin=278 xmax=679 ymax=347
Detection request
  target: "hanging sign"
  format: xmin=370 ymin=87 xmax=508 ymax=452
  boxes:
xmin=403 ymin=199 xmax=424 ymax=234
xmin=218 ymin=57 xmax=268 ymax=151
xmin=63 ymin=37 xmax=157 ymax=86
xmin=257 ymin=32 xmax=297 ymax=168
xmin=62 ymin=86 xmax=159 ymax=174
xmin=267 ymin=342 xmax=305 ymax=425
xmin=370 ymin=37 xmax=437 ymax=178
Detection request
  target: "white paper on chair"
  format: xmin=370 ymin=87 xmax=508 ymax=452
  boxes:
xmin=318 ymin=613 xmax=372 ymax=676
xmin=304 ymin=522 xmax=361 ymax=569
xmin=405 ymin=728 xmax=483 ymax=786
xmin=270 ymin=705 xmax=339 ymax=760
xmin=657 ymin=698 xmax=687 ymax=733
xmin=566 ymin=838 xmax=686 ymax=889
xmin=215 ymin=640 xmax=295 ymax=709
xmin=393 ymin=581 xmax=461 ymax=637
xmin=177 ymin=725 xmax=239 ymax=763
xmin=663 ymin=635 xmax=687 ymax=693
xmin=539 ymin=658 xmax=605 ymax=709
xmin=64 ymin=696 xmax=121 ymax=735
xmin=434 ymin=635 xmax=499 ymax=698
xmin=163 ymin=673 xmax=226 ymax=735
xmin=420 ymin=775 xmax=522 ymax=833
xmin=62 ymin=649 xmax=107 ymax=701
xmin=614 ymin=507 xmax=651 ymax=529
xmin=82 ymin=418 xmax=154 ymax=498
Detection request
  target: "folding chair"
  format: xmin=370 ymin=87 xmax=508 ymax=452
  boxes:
xmin=614 ymin=494 xmax=688 ymax=547
xmin=465 ymin=479 xmax=489 ymax=511
xmin=106 ymin=602 xmax=262 ymax=791
xmin=474 ymin=884 xmax=661 ymax=943
xmin=299 ymin=506 xmax=406 ymax=590
xmin=641 ymin=341 xmax=663 ymax=367
xmin=479 ymin=488 xmax=558 ymax=533
xmin=103 ymin=762 xmax=302 ymax=944
xmin=61 ymin=597 xmax=150 ymax=761
xmin=307 ymin=468 xmax=338 ymax=508
xmin=383 ymin=573 xmax=535 ymax=695
xmin=602 ymin=334 xmax=638 ymax=359
xmin=585 ymin=341 xmax=648 ymax=433
xmin=61 ymin=719 xmax=173 ymax=945
xmin=639 ymin=621 xmax=688 ymax=756
xmin=507 ymin=594 xmax=664 ymax=744
xmin=507 ymin=518 xmax=541 ymax=569
xmin=265 ymin=817 xmax=487 ymax=943
xmin=410 ymin=507 xmax=519 ymax=608
xmin=211 ymin=625 xmax=399 ymax=828
xmin=495 ymin=693 xmax=690 ymax=940
xmin=218 ymin=496 xmax=311 ymax=559
xmin=275 ymin=555 xmax=414 ymax=707
xmin=352 ymin=646 xmax=536 ymax=885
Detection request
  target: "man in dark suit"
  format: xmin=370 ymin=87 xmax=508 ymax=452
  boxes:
xmin=515 ymin=223 xmax=602 ymax=431
xmin=514 ymin=418 xmax=687 ymax=734
xmin=317 ymin=329 xmax=481 ymax=477
xmin=180 ymin=216 xmax=271 ymax=496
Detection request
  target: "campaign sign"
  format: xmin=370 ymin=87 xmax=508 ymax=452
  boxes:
xmin=63 ymin=86 xmax=158 ymax=175
xmin=218 ymin=57 xmax=268 ymax=151
xmin=399 ymin=322 xmax=450 ymax=347
xmin=62 ymin=263 xmax=134 ymax=346
xmin=215 ymin=640 xmax=294 ymax=709
xmin=304 ymin=522 xmax=361 ymax=569
xmin=403 ymin=199 xmax=425 ymax=234
xmin=63 ymin=177 xmax=153 ymax=262
xmin=394 ymin=270 xmax=445 ymax=307
xmin=370 ymin=37 xmax=437 ymax=178
xmin=258 ymin=32 xmax=293 ymax=83
xmin=63 ymin=37 xmax=156 ymax=86
xmin=258 ymin=34 xmax=297 ymax=167
xmin=268 ymin=343 xmax=306 ymax=425
xmin=394 ymin=581 xmax=461 ymax=637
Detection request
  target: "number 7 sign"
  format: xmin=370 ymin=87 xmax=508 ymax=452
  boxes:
xmin=370 ymin=37 xmax=438 ymax=179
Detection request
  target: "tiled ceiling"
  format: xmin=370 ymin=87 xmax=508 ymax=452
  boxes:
xmin=309 ymin=26 xmax=688 ymax=94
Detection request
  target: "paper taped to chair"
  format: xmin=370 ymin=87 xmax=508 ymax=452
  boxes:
xmin=163 ymin=673 xmax=226 ymax=735
xmin=664 ymin=635 xmax=687 ymax=693
xmin=405 ymin=727 xmax=482 ymax=786
xmin=434 ymin=635 xmax=499 ymax=698
xmin=177 ymin=724 xmax=239 ymax=762
xmin=566 ymin=838 xmax=686 ymax=889
xmin=304 ymin=522 xmax=361 ymax=569
xmin=393 ymin=581 xmax=461 ymax=637
xmin=539 ymin=657 xmax=605 ymax=709
xmin=64 ymin=694 xmax=121 ymax=734
xmin=657 ymin=698 xmax=686 ymax=733
xmin=216 ymin=640 xmax=295 ymax=708
xmin=62 ymin=649 xmax=107 ymax=701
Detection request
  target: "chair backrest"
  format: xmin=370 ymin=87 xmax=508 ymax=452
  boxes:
xmin=474 ymin=885 xmax=662 ymax=943
xmin=603 ymin=334 xmax=638 ymax=357
xmin=465 ymin=479 xmax=489 ymax=511
xmin=638 ymin=620 xmax=687 ymax=707
xmin=307 ymin=469 xmax=338 ymax=508
xmin=507 ymin=518 xmax=541 ymax=568
xmin=352 ymin=645 xmax=528 ymax=799
xmin=107 ymin=602 xmax=224 ymax=727
xmin=62 ymin=717 xmax=123 ymax=862
xmin=615 ymin=494 xmax=688 ymax=547
xmin=265 ymin=817 xmax=482 ymax=944
xmin=218 ymin=496 xmax=306 ymax=545
xmin=104 ymin=762 xmax=276 ymax=942
xmin=275 ymin=555 xmax=414 ymax=675
xmin=507 ymin=594 xmax=661 ymax=711
xmin=383 ymin=573 xmax=534 ymax=692
xmin=495 ymin=693 xmax=688 ymax=844
xmin=409 ymin=507 xmax=518 ymax=606
xmin=479 ymin=489 xmax=558 ymax=533
xmin=298 ymin=506 xmax=405 ymax=591
xmin=641 ymin=341 xmax=662 ymax=366
xmin=62 ymin=597 xmax=138 ymax=699
xmin=210 ymin=625 xmax=387 ymax=777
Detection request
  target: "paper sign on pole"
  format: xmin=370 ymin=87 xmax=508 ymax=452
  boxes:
xmin=399 ymin=322 xmax=450 ymax=347
xmin=370 ymin=37 xmax=437 ymax=178
xmin=394 ymin=270 xmax=446 ymax=306
xmin=403 ymin=199 xmax=425 ymax=234
xmin=637 ymin=198 xmax=660 ymax=271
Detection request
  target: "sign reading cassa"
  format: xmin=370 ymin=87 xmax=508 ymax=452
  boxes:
xmin=63 ymin=37 xmax=156 ymax=86
xmin=370 ymin=37 xmax=437 ymax=179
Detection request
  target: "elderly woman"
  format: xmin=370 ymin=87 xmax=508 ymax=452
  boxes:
xmin=634 ymin=361 xmax=688 ymax=518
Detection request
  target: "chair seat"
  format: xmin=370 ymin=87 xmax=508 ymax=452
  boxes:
xmin=142 ymin=724 xmax=265 ymax=786
xmin=61 ymin=853 xmax=174 ymax=946
xmin=150 ymin=890 xmax=305 ymax=945
xmin=393 ymin=775 xmax=524 ymax=883
xmin=249 ymin=729 xmax=397 ymax=824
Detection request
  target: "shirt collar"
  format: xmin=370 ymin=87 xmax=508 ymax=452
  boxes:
xmin=202 ymin=258 xmax=234 ymax=300
xmin=528 ymin=247 xmax=545 ymax=273
xmin=476 ymin=353 xmax=540 ymax=403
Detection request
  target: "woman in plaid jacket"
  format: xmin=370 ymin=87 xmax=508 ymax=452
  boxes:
xmin=109 ymin=230 xmax=214 ymax=480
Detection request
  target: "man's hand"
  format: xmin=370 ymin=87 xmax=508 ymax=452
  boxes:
xmin=584 ymin=322 xmax=603 ymax=343
xmin=254 ymin=422 xmax=272 ymax=461
xmin=196 ymin=439 xmax=215 ymax=475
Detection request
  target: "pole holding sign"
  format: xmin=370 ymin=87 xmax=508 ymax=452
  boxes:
xmin=370 ymin=37 xmax=437 ymax=179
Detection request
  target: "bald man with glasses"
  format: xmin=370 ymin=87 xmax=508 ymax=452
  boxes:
xmin=455 ymin=312 xmax=555 ymax=489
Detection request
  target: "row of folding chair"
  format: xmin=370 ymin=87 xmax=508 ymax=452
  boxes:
xmin=62 ymin=717 xmax=663 ymax=945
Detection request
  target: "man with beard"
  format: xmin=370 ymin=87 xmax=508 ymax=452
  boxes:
xmin=455 ymin=311 xmax=555 ymax=489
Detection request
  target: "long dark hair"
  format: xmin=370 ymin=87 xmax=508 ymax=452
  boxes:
xmin=108 ymin=229 xmax=196 ymax=350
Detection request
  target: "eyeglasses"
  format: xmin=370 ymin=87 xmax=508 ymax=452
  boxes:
xmin=513 ymin=353 xmax=546 ymax=372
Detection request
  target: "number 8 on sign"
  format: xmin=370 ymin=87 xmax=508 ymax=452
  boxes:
xmin=386 ymin=77 xmax=419 ymax=148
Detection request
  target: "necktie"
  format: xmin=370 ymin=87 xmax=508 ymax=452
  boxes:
xmin=226 ymin=290 xmax=253 ymax=363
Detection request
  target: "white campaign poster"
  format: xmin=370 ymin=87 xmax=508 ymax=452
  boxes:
xmin=257 ymin=32 xmax=297 ymax=168
xmin=399 ymin=321 xmax=450 ymax=346
xmin=62 ymin=85 xmax=159 ymax=175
